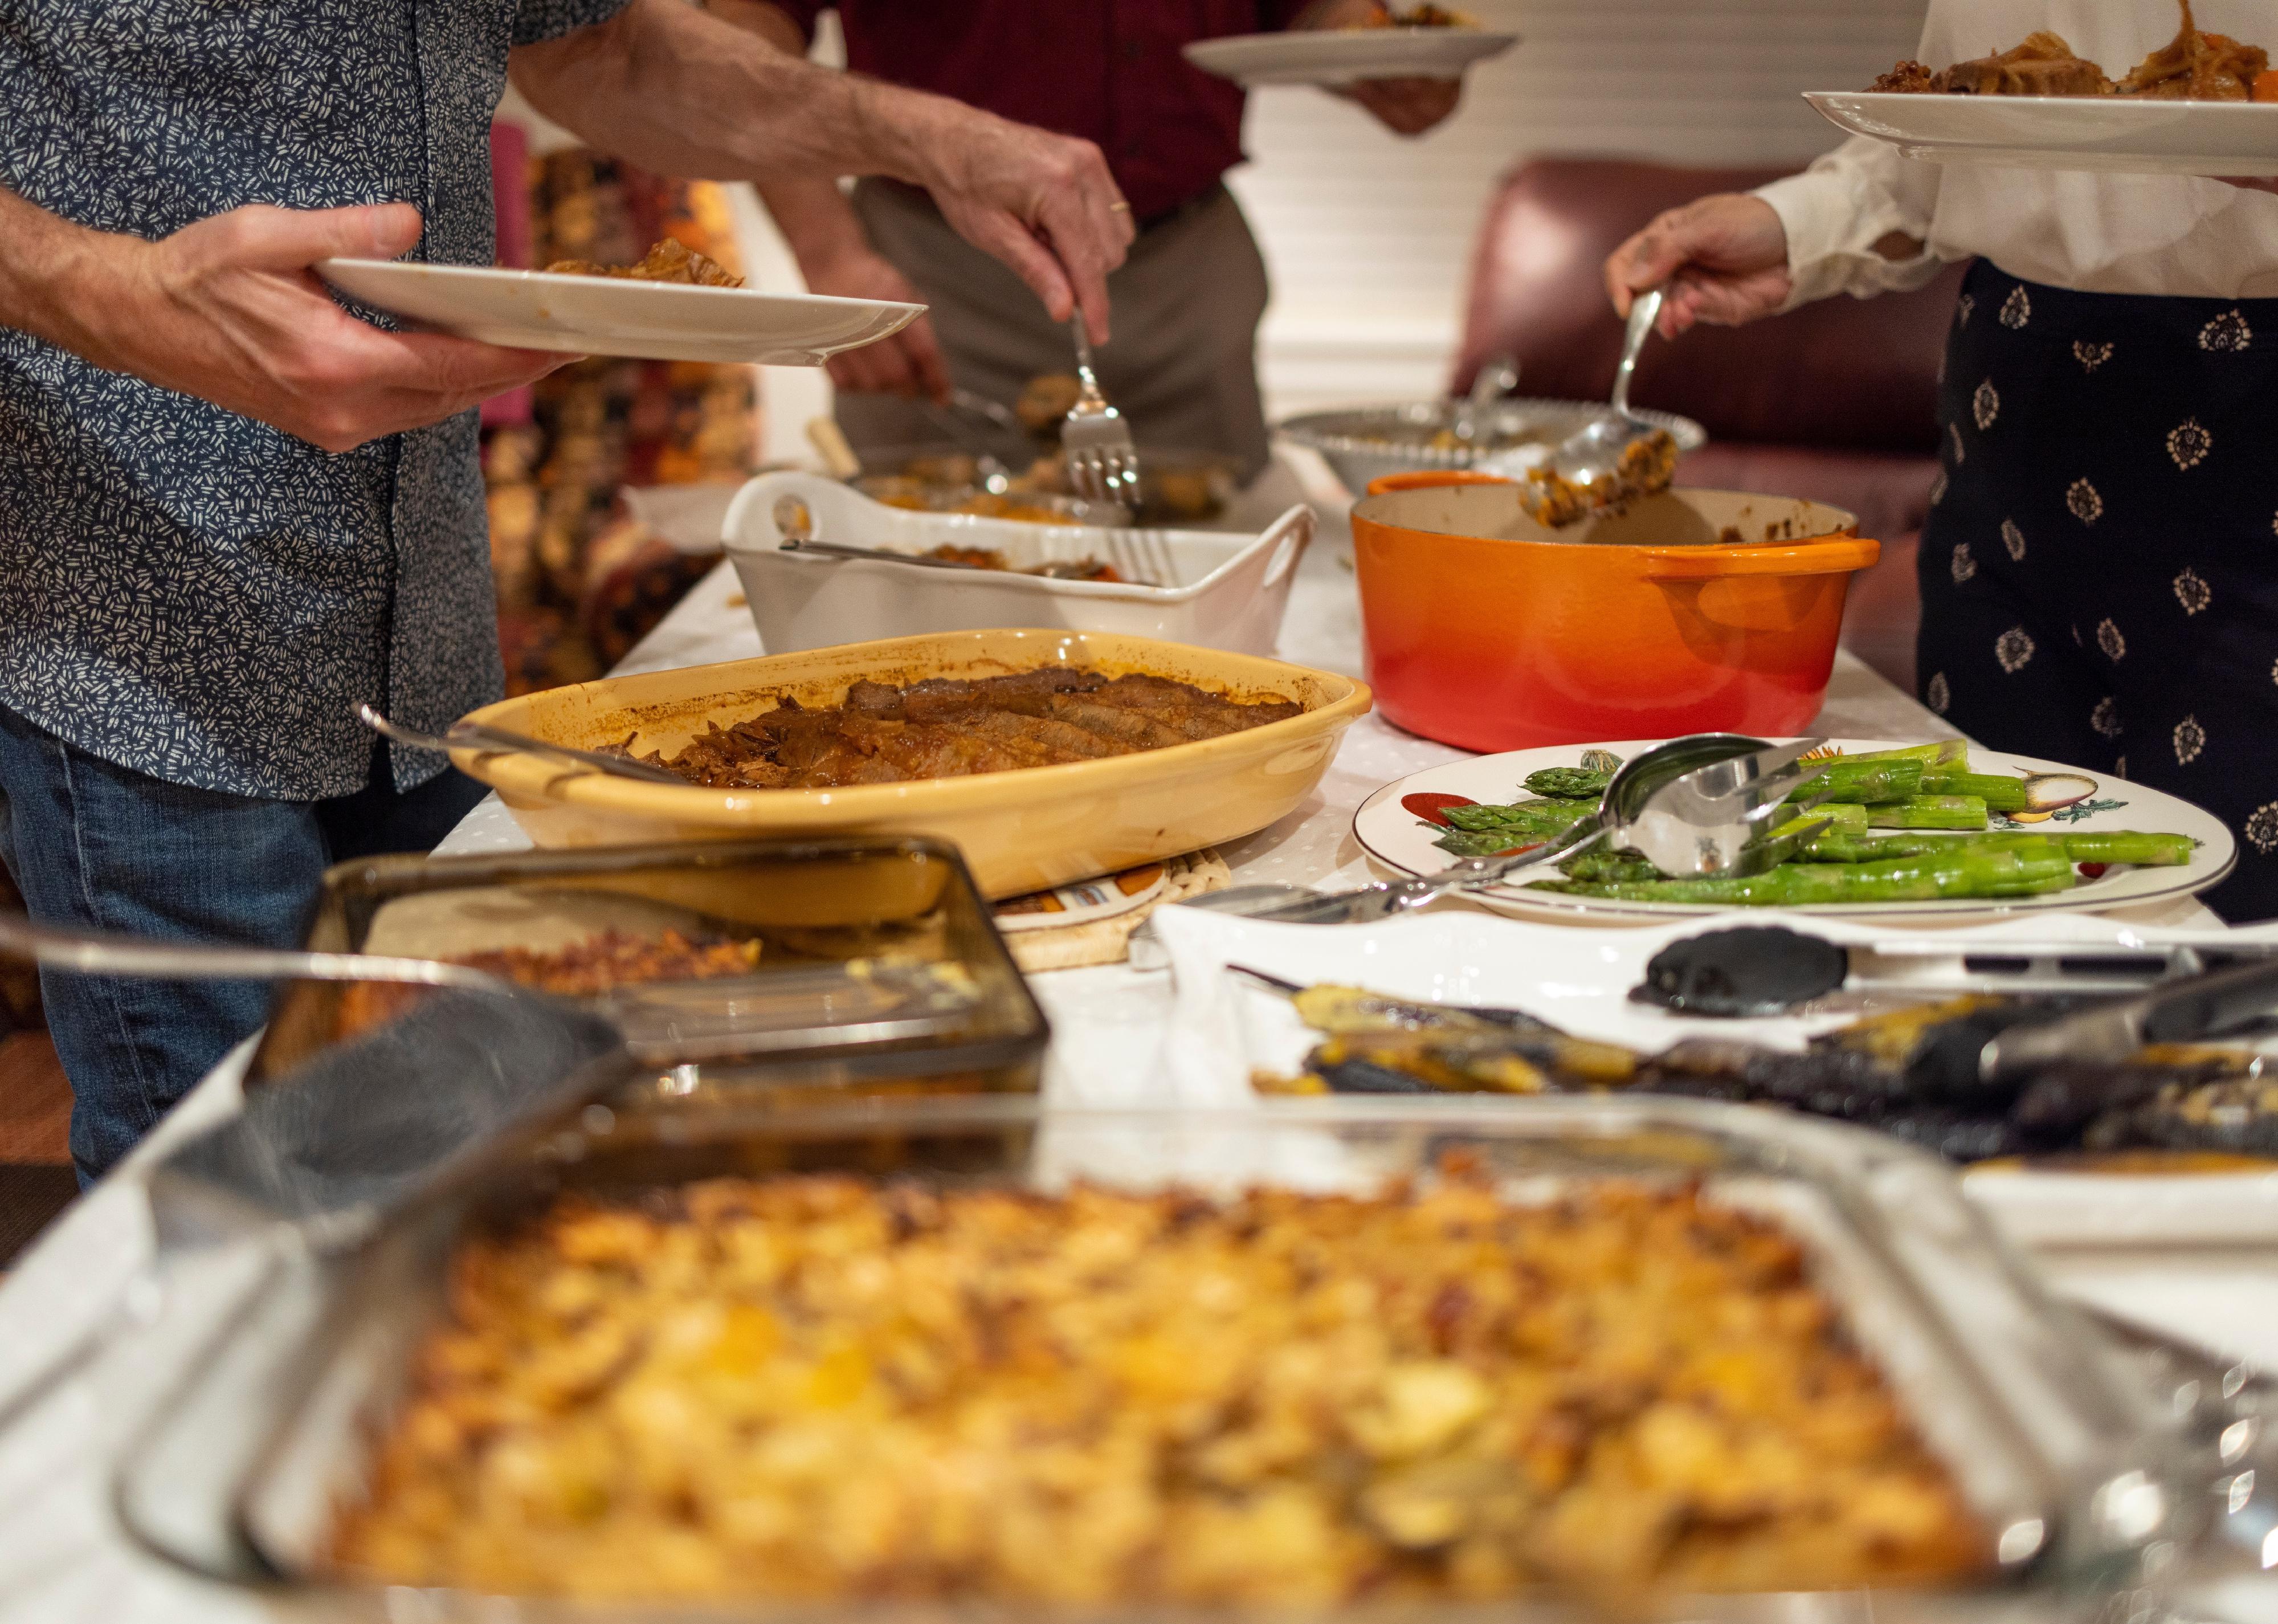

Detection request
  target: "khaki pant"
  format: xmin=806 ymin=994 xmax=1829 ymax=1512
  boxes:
xmin=838 ymin=179 xmax=1273 ymax=480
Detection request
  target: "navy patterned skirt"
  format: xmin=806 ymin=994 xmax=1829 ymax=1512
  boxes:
xmin=1918 ymin=260 xmax=2278 ymax=922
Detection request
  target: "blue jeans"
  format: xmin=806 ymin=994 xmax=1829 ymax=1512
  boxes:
xmin=0 ymin=705 xmax=488 ymax=1183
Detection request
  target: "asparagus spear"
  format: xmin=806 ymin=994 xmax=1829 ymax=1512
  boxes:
xmin=1917 ymin=769 xmax=2031 ymax=812
xmin=1528 ymin=842 xmax=2075 ymax=906
xmin=1841 ymin=741 xmax=1970 ymax=768
xmin=1802 ymin=829 xmax=2194 ymax=867
xmin=1435 ymin=826 xmax=1554 ymax=859
xmin=1790 ymin=758 xmax=1925 ymax=803
xmin=1558 ymin=847 xmax=1665 ymax=884
xmin=1522 ymin=765 xmax=1616 ymax=799
xmin=1434 ymin=797 xmax=1594 ymax=858
xmin=1442 ymin=798 xmax=1589 ymax=834
xmin=1867 ymin=794 xmax=1988 ymax=831
xmin=2056 ymin=830 xmax=2197 ymax=867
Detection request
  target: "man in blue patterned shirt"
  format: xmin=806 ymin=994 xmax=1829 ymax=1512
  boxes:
xmin=0 ymin=0 xmax=1135 ymax=1180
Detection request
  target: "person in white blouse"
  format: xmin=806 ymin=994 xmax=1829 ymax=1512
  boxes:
xmin=1605 ymin=0 xmax=2278 ymax=921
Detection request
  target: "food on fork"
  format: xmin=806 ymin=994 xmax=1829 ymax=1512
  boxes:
xmin=633 ymin=667 xmax=1303 ymax=790
xmin=332 ymin=1170 xmax=1985 ymax=1599
xmin=1868 ymin=1 xmax=2271 ymax=100
xmin=544 ymin=238 xmax=745 ymax=287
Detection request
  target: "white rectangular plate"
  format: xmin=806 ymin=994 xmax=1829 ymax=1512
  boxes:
xmin=1806 ymin=91 xmax=2278 ymax=177
xmin=317 ymin=259 xmax=922 ymax=365
xmin=1148 ymin=903 xmax=2278 ymax=1247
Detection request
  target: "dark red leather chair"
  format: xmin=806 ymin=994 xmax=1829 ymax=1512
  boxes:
xmin=1450 ymin=159 xmax=1967 ymax=694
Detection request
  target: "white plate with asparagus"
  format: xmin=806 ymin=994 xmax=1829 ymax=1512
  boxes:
xmin=1353 ymin=738 xmax=2236 ymax=920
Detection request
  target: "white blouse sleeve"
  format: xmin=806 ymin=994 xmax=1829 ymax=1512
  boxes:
xmin=1752 ymin=135 xmax=1949 ymax=309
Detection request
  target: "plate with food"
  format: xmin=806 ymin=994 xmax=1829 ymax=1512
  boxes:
xmin=1806 ymin=4 xmax=2278 ymax=175
xmin=1145 ymin=903 xmax=2278 ymax=1243
xmin=723 ymin=471 xmax=1312 ymax=656
xmin=451 ymin=629 xmax=1369 ymax=898
xmin=1182 ymin=10 xmax=1517 ymax=88
xmin=317 ymin=238 xmax=924 ymax=365
xmin=1352 ymin=737 xmax=2234 ymax=919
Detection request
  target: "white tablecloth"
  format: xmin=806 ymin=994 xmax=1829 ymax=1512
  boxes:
xmin=0 ymin=459 xmax=2264 ymax=1622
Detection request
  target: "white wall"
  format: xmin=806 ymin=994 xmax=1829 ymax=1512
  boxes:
xmin=1230 ymin=0 xmax=1930 ymax=418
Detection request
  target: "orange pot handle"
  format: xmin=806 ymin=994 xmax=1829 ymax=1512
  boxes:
xmin=1363 ymin=469 xmax=1516 ymax=496
xmin=1637 ymin=536 xmax=1881 ymax=579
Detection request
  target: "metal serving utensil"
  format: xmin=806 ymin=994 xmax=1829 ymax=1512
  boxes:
xmin=1979 ymin=955 xmax=2278 ymax=1085
xmin=0 ymin=908 xmax=509 ymax=995
xmin=914 ymin=396 xmax=1020 ymax=493
xmin=1634 ymin=923 xmax=2278 ymax=1018
xmin=0 ymin=972 xmax=630 ymax=1443
xmin=1062 ymin=312 xmax=1140 ymax=509
xmin=356 ymin=703 xmax=685 ymax=787
xmin=1135 ymin=735 xmax=1828 ymax=945
xmin=1511 ymin=285 xmax=1676 ymax=525
xmin=1447 ymin=353 xmax=1518 ymax=446
xmin=778 ymin=534 xmax=1167 ymax=588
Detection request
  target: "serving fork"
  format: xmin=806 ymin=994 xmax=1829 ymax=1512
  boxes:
xmin=1062 ymin=312 xmax=1140 ymax=509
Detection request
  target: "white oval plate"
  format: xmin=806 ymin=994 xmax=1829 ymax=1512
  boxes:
xmin=1182 ymin=28 xmax=1516 ymax=88
xmin=316 ymin=259 xmax=923 ymax=365
xmin=1805 ymin=91 xmax=2278 ymax=178
xmin=1353 ymin=737 xmax=2236 ymax=921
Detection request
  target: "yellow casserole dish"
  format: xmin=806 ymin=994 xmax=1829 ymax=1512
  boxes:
xmin=452 ymin=629 xmax=1371 ymax=897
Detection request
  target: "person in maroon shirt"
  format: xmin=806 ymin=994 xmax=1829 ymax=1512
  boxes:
xmin=711 ymin=1 xmax=1464 ymax=476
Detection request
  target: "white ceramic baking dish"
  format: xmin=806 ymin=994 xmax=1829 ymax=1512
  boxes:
xmin=720 ymin=471 xmax=1312 ymax=656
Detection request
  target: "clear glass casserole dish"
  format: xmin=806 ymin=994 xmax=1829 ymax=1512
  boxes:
xmin=251 ymin=835 xmax=1048 ymax=1104
xmin=113 ymin=1095 xmax=2193 ymax=1622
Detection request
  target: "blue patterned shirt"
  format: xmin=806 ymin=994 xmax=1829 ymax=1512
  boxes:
xmin=0 ymin=0 xmax=629 ymax=798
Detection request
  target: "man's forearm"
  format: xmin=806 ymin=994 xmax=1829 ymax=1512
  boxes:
xmin=0 ymin=186 xmax=138 ymax=367
xmin=699 ymin=0 xmax=879 ymax=275
xmin=511 ymin=0 xmax=948 ymax=191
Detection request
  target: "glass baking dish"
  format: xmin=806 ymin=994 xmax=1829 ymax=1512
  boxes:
xmin=250 ymin=835 xmax=1047 ymax=1103
xmin=113 ymin=1095 xmax=2192 ymax=1622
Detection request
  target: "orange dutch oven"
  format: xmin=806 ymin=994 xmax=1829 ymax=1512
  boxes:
xmin=1350 ymin=471 xmax=1880 ymax=752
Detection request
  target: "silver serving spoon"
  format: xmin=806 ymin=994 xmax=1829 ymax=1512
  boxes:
xmin=0 ymin=908 xmax=507 ymax=994
xmin=1448 ymin=353 xmax=1518 ymax=447
xmin=915 ymin=396 xmax=1020 ymax=493
xmin=1135 ymin=735 xmax=1828 ymax=948
xmin=1509 ymin=285 xmax=1675 ymax=525
xmin=356 ymin=703 xmax=685 ymax=787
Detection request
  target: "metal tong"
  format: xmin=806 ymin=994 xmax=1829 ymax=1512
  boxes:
xmin=1142 ymin=735 xmax=1830 ymax=939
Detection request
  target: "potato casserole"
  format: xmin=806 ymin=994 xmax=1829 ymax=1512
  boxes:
xmin=333 ymin=1171 xmax=1986 ymax=1601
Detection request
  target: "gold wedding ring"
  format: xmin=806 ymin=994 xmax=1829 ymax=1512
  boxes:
xmin=1109 ymin=201 xmax=1132 ymax=213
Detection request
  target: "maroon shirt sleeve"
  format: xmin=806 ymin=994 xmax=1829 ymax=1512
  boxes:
xmin=830 ymin=2 xmax=1272 ymax=223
